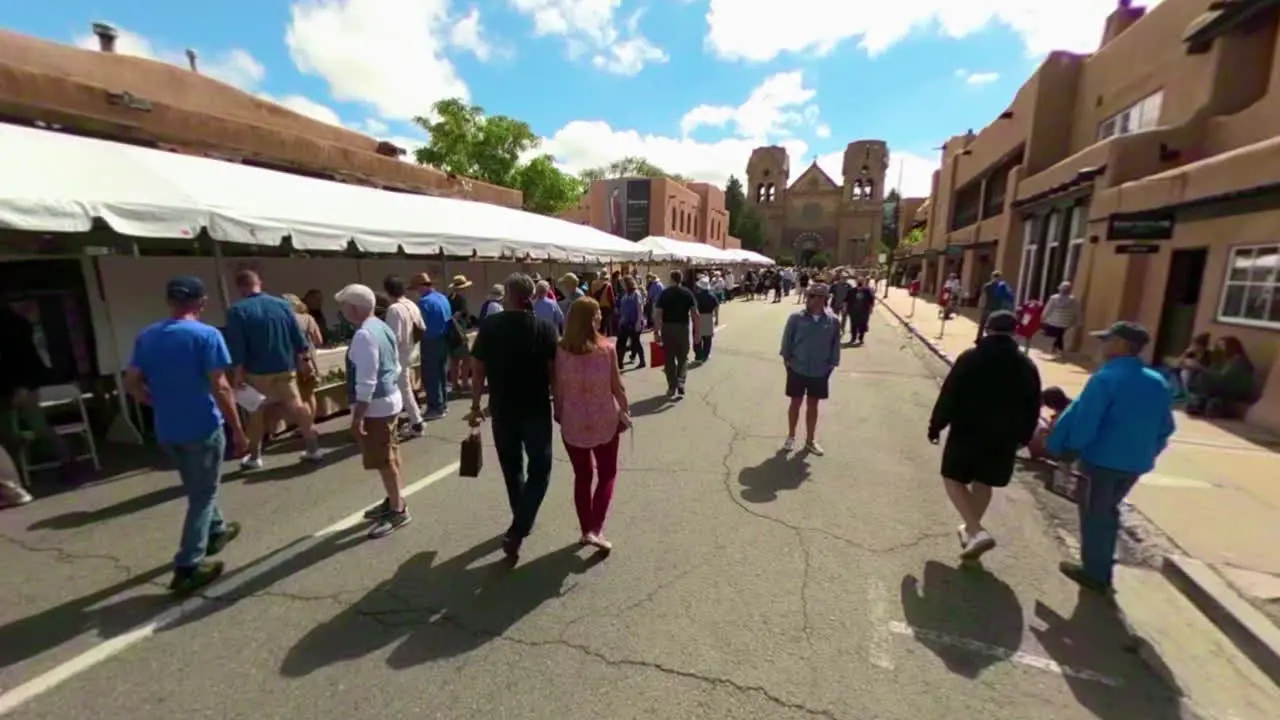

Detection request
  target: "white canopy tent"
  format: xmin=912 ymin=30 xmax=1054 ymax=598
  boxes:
xmin=637 ymin=235 xmax=739 ymax=266
xmin=724 ymin=248 xmax=775 ymax=266
xmin=0 ymin=123 xmax=649 ymax=263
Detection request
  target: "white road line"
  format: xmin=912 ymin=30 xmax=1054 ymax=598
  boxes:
xmin=0 ymin=462 xmax=461 ymax=716
xmin=866 ymin=580 xmax=895 ymax=670
xmin=886 ymin=620 xmax=1123 ymax=687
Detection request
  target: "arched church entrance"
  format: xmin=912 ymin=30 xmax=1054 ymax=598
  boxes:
xmin=793 ymin=232 xmax=824 ymax=266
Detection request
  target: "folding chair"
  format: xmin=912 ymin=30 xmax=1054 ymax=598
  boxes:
xmin=11 ymin=383 xmax=100 ymax=484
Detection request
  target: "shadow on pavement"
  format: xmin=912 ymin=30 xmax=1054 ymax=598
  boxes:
xmin=739 ymin=450 xmax=810 ymax=503
xmin=0 ymin=563 xmax=173 ymax=670
xmin=233 ymin=444 xmax=361 ymax=485
xmin=280 ymin=537 xmax=601 ymax=676
xmin=629 ymin=394 xmax=674 ymax=418
xmin=1031 ymin=594 xmax=1188 ymax=720
xmin=27 ymin=484 xmax=186 ymax=531
xmin=899 ymin=561 xmax=1022 ymax=679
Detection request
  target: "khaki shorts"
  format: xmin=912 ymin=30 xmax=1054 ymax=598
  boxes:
xmin=296 ymin=373 xmax=318 ymax=408
xmin=358 ymin=415 xmax=399 ymax=470
xmin=245 ymin=371 xmax=302 ymax=406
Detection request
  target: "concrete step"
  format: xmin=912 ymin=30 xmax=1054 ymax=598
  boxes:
xmin=1114 ymin=565 xmax=1280 ymax=720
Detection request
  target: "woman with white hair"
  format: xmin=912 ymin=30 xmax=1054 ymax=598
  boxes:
xmin=1041 ymin=282 xmax=1081 ymax=356
xmin=335 ymin=283 xmax=411 ymax=539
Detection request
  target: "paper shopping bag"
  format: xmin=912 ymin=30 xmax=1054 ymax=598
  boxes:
xmin=460 ymin=429 xmax=483 ymax=478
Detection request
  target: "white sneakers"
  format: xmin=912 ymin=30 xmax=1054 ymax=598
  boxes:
xmin=782 ymin=437 xmax=825 ymax=455
xmin=957 ymin=524 xmax=997 ymax=560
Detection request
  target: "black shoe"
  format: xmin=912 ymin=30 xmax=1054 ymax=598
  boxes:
xmin=676 ymin=386 xmax=686 ymax=398
xmin=368 ymin=506 xmax=411 ymax=539
xmin=169 ymin=560 xmax=224 ymax=595
xmin=206 ymin=521 xmax=242 ymax=557
xmin=363 ymin=498 xmax=392 ymax=520
xmin=502 ymin=534 xmax=522 ymax=560
xmin=1059 ymin=561 xmax=1113 ymax=594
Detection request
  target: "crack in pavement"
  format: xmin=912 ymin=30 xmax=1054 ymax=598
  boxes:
xmin=0 ymin=533 xmax=139 ymax=579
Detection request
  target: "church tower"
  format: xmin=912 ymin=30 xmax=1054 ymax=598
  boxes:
xmin=842 ymin=140 xmax=888 ymax=204
xmin=746 ymin=146 xmax=790 ymax=208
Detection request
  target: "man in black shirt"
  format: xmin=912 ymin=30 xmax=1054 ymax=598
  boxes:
xmin=653 ymin=270 xmax=700 ymax=398
xmin=468 ymin=273 xmax=559 ymax=560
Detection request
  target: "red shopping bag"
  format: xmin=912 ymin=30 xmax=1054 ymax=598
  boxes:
xmin=649 ymin=339 xmax=665 ymax=368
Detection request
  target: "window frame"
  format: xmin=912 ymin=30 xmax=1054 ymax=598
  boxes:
xmin=1216 ymin=243 xmax=1280 ymax=330
xmin=1097 ymin=90 xmax=1163 ymax=141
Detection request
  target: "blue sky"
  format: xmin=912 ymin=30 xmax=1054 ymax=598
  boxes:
xmin=0 ymin=0 xmax=1144 ymax=197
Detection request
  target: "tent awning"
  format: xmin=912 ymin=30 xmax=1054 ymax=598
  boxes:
xmin=0 ymin=123 xmax=649 ymax=263
xmin=637 ymin=236 xmax=772 ymax=265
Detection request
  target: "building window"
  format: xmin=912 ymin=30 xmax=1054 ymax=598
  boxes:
xmin=1017 ymin=219 xmax=1038 ymax=306
xmin=1218 ymin=244 xmax=1280 ymax=327
xmin=1063 ymin=205 xmax=1086 ymax=287
xmin=671 ymin=206 xmax=677 ymax=231
xmin=1097 ymin=90 xmax=1163 ymax=141
xmin=1041 ymin=209 xmax=1062 ymax=298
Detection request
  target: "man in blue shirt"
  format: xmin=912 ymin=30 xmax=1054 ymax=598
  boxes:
xmin=223 ymin=269 xmax=322 ymax=468
xmin=976 ymin=271 xmax=1016 ymax=343
xmin=126 ymin=276 xmax=247 ymax=595
xmin=410 ymin=272 xmax=453 ymax=418
xmin=779 ymin=284 xmax=841 ymax=455
xmin=1047 ymin=321 xmax=1175 ymax=593
xmin=532 ymin=280 xmax=564 ymax=334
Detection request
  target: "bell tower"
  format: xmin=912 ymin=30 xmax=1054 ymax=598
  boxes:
xmin=746 ymin=146 xmax=790 ymax=207
xmin=842 ymin=140 xmax=888 ymax=204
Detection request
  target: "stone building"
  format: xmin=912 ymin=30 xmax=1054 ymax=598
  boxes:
xmin=560 ymin=177 xmax=731 ymax=248
xmin=745 ymin=141 xmax=888 ymax=266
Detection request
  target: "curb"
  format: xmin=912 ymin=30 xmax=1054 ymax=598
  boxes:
xmin=1162 ymin=555 xmax=1280 ymax=687
xmin=876 ymin=297 xmax=956 ymax=367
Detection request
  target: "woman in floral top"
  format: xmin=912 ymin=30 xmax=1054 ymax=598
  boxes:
xmin=554 ymin=297 xmax=631 ymax=551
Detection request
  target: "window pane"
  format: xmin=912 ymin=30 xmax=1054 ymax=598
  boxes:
xmin=1229 ymin=248 xmax=1253 ymax=281
xmin=1066 ymin=241 xmax=1083 ymax=285
xmin=1118 ymin=111 xmax=1132 ymax=135
xmin=1144 ymin=91 xmax=1163 ymax=129
xmin=1250 ymin=246 xmax=1278 ymax=282
xmin=1068 ymin=205 xmax=1085 ymax=239
xmin=1098 ymin=119 xmax=1116 ymax=140
xmin=1269 ymin=291 xmax=1280 ymax=324
xmin=1243 ymin=284 xmax=1269 ymax=320
xmin=1221 ymin=283 xmax=1246 ymax=318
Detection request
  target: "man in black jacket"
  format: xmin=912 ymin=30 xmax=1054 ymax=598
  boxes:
xmin=928 ymin=310 xmax=1041 ymax=561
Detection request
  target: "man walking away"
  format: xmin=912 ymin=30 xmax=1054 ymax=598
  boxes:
xmin=339 ymin=285 xmax=411 ymax=539
xmin=976 ymin=271 xmax=1016 ymax=343
xmin=468 ymin=274 xmax=560 ymax=560
xmin=928 ymin=311 xmax=1041 ymax=561
xmin=653 ymin=270 xmax=699 ymax=398
xmin=383 ymin=276 xmax=425 ymax=438
xmin=224 ymin=270 xmax=322 ymax=469
xmin=693 ymin=278 xmax=720 ymax=363
xmin=780 ymin=284 xmax=841 ymax=455
xmin=829 ymin=273 xmax=854 ymax=339
xmin=846 ymin=278 xmax=876 ymax=345
xmin=616 ymin=276 xmax=646 ymax=367
xmin=411 ymin=273 xmax=452 ymax=419
xmin=1048 ymin=321 xmax=1174 ymax=593
xmin=126 ymin=277 xmax=247 ymax=594
xmin=532 ymin=280 xmax=565 ymax=335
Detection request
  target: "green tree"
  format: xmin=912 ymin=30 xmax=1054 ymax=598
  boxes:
xmin=724 ymin=175 xmax=765 ymax=252
xmin=880 ymin=188 xmax=901 ymax=252
xmin=412 ymin=98 xmax=581 ymax=215
xmin=579 ymin=156 xmax=688 ymax=184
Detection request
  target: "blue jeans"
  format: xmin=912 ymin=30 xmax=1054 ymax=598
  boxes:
xmin=163 ymin=428 xmax=228 ymax=568
xmin=420 ymin=337 xmax=449 ymax=413
xmin=491 ymin=412 xmax=553 ymax=539
xmin=1078 ymin=463 xmax=1140 ymax=585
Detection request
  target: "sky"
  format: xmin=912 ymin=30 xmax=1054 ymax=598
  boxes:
xmin=0 ymin=0 xmax=1156 ymax=199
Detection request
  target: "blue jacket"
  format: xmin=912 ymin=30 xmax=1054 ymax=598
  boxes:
xmin=417 ymin=290 xmax=452 ymax=341
xmin=780 ymin=310 xmax=841 ymax=378
xmin=1046 ymin=355 xmax=1175 ymax=475
xmin=224 ymin=293 xmax=308 ymax=375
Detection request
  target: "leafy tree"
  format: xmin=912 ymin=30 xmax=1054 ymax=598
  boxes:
xmin=902 ymin=227 xmax=925 ymax=247
xmin=579 ymin=156 xmax=688 ymax=184
xmin=724 ymin=175 xmax=764 ymax=252
xmin=880 ymin=188 xmax=901 ymax=252
xmin=412 ymin=98 xmax=581 ymax=215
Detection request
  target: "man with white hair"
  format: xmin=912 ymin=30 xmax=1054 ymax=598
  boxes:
xmin=336 ymin=284 xmax=411 ymax=539
xmin=532 ymin=280 xmax=564 ymax=334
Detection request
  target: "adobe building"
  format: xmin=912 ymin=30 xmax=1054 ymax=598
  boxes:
xmin=745 ymin=141 xmax=887 ymax=266
xmin=918 ymin=0 xmax=1280 ymax=431
xmin=563 ymin=176 xmax=731 ymax=248
xmin=0 ymin=24 xmax=521 ymax=207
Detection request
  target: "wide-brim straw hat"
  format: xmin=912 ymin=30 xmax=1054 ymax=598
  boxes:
xmin=450 ymin=275 xmax=473 ymax=290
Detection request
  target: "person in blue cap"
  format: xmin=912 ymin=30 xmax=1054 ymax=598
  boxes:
xmin=1047 ymin=320 xmax=1175 ymax=594
xmin=125 ymin=276 xmax=247 ymax=595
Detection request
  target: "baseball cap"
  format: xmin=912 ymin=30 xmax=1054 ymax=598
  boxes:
xmin=1090 ymin=321 xmax=1151 ymax=349
xmin=806 ymin=283 xmax=830 ymax=297
xmin=165 ymin=276 xmax=207 ymax=302
xmin=985 ymin=309 xmax=1017 ymax=334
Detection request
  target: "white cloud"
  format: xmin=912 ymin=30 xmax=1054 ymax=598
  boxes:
xmin=540 ymin=71 xmax=938 ymax=197
xmin=449 ymin=6 xmax=493 ymax=60
xmin=286 ymin=0 xmax=480 ymax=119
xmin=680 ymin=70 xmax=820 ymax=138
xmin=704 ymin=0 xmax=1165 ymax=61
xmin=510 ymin=0 xmax=668 ymax=74
xmin=955 ymin=69 xmax=999 ymax=85
xmin=259 ymin=94 xmax=344 ymax=125
xmin=73 ymin=26 xmax=266 ymax=90
xmin=815 ymin=124 xmax=831 ymax=138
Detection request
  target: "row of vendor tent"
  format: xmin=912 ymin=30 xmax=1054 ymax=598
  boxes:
xmin=0 ymin=122 xmax=773 ymax=267
xmin=637 ymin=236 xmax=772 ymax=266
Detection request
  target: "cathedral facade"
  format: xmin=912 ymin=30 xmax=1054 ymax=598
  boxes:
xmin=746 ymin=140 xmax=888 ymax=266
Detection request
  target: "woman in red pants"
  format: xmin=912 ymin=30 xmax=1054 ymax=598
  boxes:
xmin=553 ymin=297 xmax=631 ymax=552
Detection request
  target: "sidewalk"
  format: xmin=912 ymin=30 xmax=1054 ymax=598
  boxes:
xmin=877 ymin=286 xmax=1280 ymax=625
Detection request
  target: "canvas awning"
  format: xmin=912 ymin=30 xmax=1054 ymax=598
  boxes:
xmin=636 ymin=236 xmax=771 ymax=265
xmin=0 ymin=122 xmax=649 ymax=263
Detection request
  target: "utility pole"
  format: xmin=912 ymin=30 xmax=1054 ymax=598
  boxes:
xmin=884 ymin=158 xmax=905 ymax=298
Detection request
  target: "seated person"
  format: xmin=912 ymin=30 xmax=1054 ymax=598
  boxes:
xmin=1025 ymin=386 xmax=1072 ymax=461
xmin=1187 ymin=336 xmax=1258 ymax=417
xmin=1176 ymin=332 xmax=1212 ymax=397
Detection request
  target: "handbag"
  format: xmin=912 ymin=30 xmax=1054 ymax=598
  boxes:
xmin=459 ymin=428 xmax=483 ymax=478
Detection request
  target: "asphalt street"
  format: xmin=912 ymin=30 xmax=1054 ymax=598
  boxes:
xmin=0 ymin=297 xmax=1193 ymax=719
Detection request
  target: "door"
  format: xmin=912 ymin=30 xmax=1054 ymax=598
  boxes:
xmin=1153 ymin=248 xmax=1208 ymax=362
